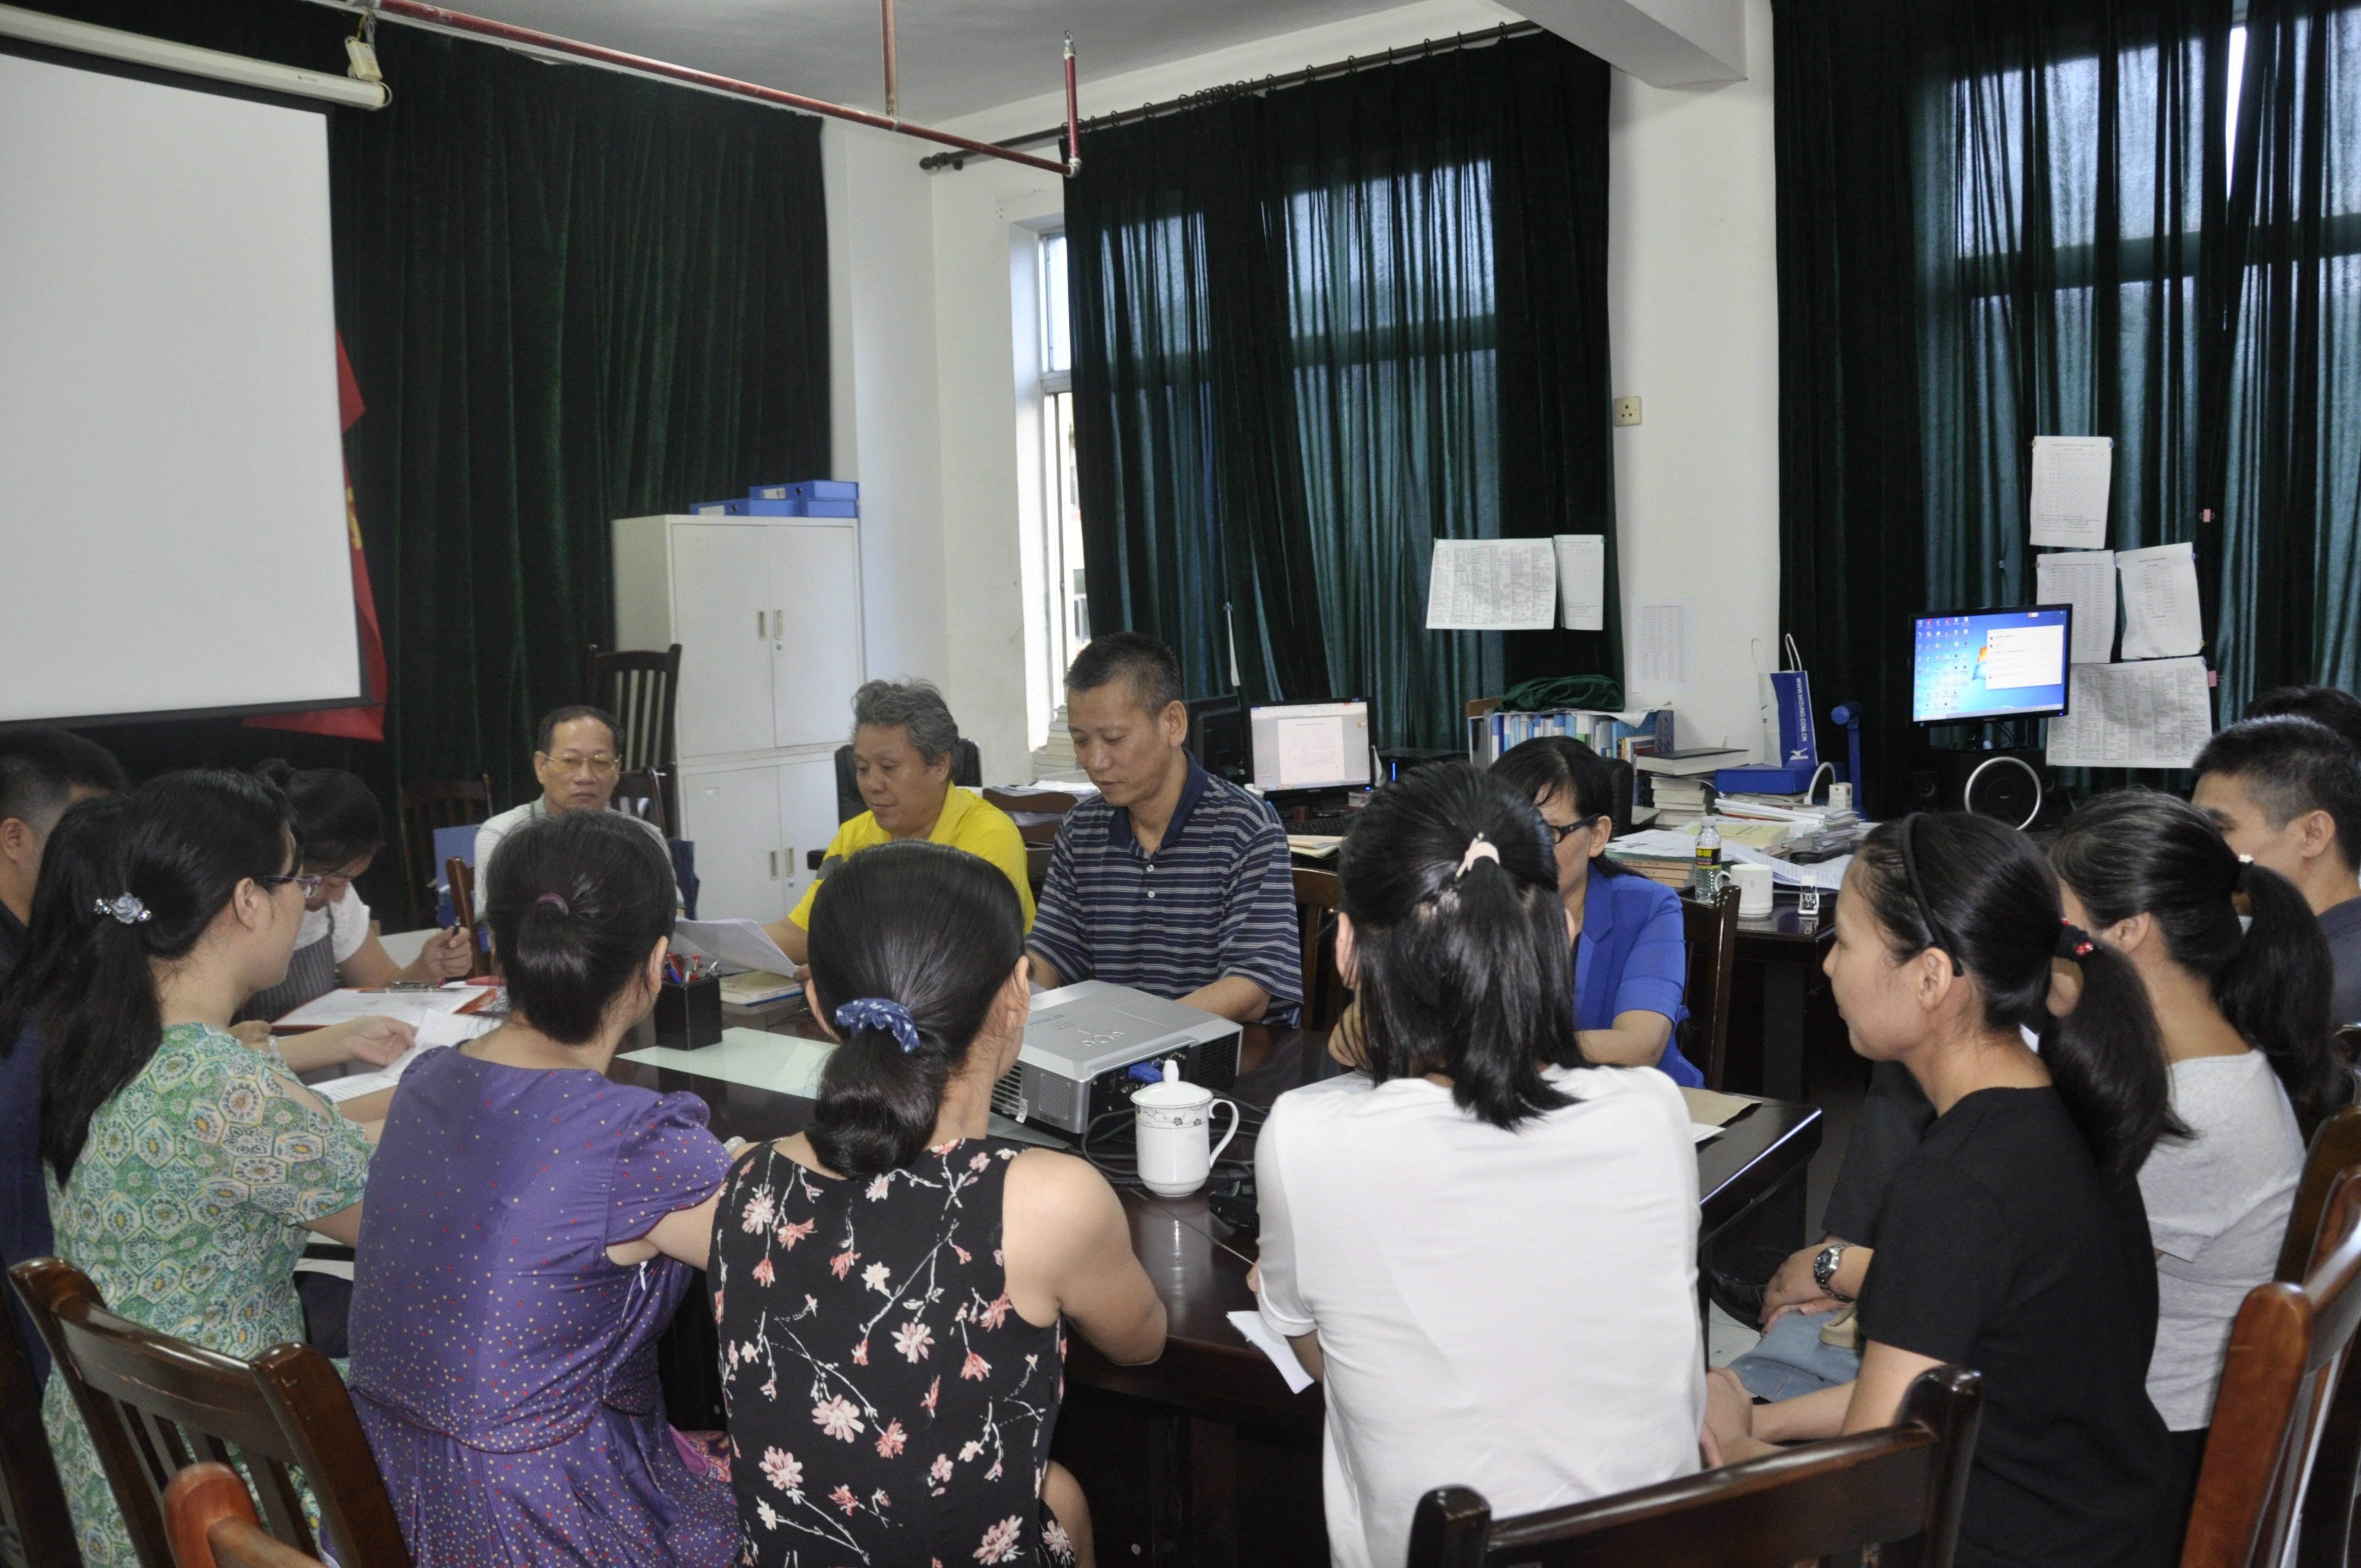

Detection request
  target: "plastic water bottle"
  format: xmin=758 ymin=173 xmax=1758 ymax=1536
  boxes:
xmin=1693 ymin=820 xmax=1722 ymax=896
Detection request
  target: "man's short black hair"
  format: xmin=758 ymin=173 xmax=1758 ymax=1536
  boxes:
xmin=536 ymin=704 xmax=622 ymax=756
xmin=0 ymin=727 xmax=127 ymax=831
xmin=2194 ymin=714 xmax=2361 ymax=874
xmin=2244 ymin=685 xmax=2361 ymax=758
xmin=1065 ymin=632 xmax=1184 ymax=718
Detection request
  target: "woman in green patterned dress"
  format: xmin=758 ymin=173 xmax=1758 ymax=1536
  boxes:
xmin=1 ymin=770 xmax=374 ymax=1567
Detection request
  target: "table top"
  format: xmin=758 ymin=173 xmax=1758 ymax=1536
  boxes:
xmin=608 ymin=1024 xmax=1819 ymax=1428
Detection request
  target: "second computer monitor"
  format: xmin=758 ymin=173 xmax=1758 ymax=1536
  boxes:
xmin=1249 ymin=699 xmax=1373 ymax=794
xmin=1911 ymin=605 xmax=2074 ymax=724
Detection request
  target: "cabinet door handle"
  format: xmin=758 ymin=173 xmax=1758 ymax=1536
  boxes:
xmin=771 ymin=609 xmax=783 ymax=638
xmin=769 ymin=850 xmax=778 ymax=879
xmin=756 ymin=611 xmax=764 ymax=640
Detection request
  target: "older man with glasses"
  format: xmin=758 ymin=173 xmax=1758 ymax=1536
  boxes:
xmin=475 ymin=705 xmax=673 ymax=891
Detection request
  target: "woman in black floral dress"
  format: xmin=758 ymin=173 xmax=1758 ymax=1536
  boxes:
xmin=711 ymin=841 xmax=1167 ymax=1567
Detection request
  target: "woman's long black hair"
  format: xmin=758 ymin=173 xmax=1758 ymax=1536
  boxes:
xmin=482 ymin=810 xmax=675 ymax=1045
xmin=253 ymin=760 xmax=382 ymax=870
xmin=0 ymin=771 xmax=296 ymax=1182
xmin=1490 ymin=736 xmax=1627 ymax=879
xmin=2050 ymin=789 xmax=2340 ymax=1123
xmin=1853 ymin=812 xmax=2173 ymax=1181
xmin=1337 ymin=763 xmax=1583 ymax=1130
xmin=804 ymin=841 xmax=1026 ymax=1178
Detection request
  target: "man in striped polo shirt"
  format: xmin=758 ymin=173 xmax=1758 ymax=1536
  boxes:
xmin=1027 ymin=633 xmax=1303 ymax=1025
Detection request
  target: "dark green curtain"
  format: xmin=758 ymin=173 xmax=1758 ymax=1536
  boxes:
xmin=1065 ymin=32 xmax=1617 ymax=750
xmin=2216 ymin=0 xmax=2361 ymax=713
xmin=29 ymin=0 xmax=828 ymax=912
xmin=1775 ymin=0 xmax=2233 ymax=813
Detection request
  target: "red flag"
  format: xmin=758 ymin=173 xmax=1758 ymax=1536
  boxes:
xmin=247 ymin=335 xmax=388 ymax=742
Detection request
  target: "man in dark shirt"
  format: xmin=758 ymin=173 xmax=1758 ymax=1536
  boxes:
xmin=2193 ymin=713 xmax=2361 ymax=1023
xmin=0 ymin=726 xmax=126 ymax=1386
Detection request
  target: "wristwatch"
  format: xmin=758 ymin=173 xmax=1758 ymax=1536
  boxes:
xmin=1812 ymin=1242 xmax=1854 ymax=1302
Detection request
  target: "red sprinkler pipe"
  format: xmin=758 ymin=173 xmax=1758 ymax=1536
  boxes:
xmin=358 ymin=0 xmax=1072 ymax=176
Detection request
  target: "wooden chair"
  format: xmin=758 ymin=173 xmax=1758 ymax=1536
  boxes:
xmin=583 ymin=643 xmax=682 ymax=829
xmin=2273 ymin=1103 xmax=2361 ymax=1566
xmin=1680 ymin=885 xmax=1742 ymax=1090
xmin=395 ymin=776 xmax=491 ymax=931
xmin=982 ymin=787 xmax=1080 ymax=846
xmin=8 ymin=1258 xmax=411 ymax=1568
xmin=0 ymin=1287 xmax=79 ymax=1568
xmin=2182 ymin=1169 xmax=2361 ymax=1568
xmin=612 ymin=770 xmax=668 ymax=837
xmin=2278 ymin=1105 xmax=2361 ymax=1284
xmin=445 ymin=855 xmax=488 ymax=979
xmin=165 ymin=1463 xmax=325 ymax=1568
xmin=1292 ymin=866 xmax=1346 ymax=1032
xmin=1406 ymin=1364 xmax=1982 ymax=1567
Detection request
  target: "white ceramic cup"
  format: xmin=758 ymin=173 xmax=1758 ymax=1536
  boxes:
xmin=1724 ymin=861 xmax=1776 ymax=918
xmin=1131 ymin=1061 xmax=1241 ymax=1198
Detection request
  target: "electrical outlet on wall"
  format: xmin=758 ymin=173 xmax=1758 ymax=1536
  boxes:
xmin=1612 ymin=395 xmax=1643 ymax=427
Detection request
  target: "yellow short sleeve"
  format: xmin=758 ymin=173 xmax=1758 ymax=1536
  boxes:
xmin=786 ymin=815 xmax=870 ymax=930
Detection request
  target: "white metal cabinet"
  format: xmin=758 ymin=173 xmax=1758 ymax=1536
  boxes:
xmin=670 ymin=525 xmax=778 ymax=758
xmin=679 ymin=761 xmax=788 ymax=924
xmin=769 ymin=526 xmax=864 ymax=750
xmin=775 ymin=752 xmax=842 ymax=912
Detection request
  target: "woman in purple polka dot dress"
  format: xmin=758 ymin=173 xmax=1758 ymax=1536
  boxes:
xmin=710 ymin=841 xmax=1167 ymax=1567
xmin=350 ymin=812 xmax=735 ymax=1566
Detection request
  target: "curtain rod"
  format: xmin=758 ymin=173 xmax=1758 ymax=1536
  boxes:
xmin=920 ymin=19 xmax=1543 ymax=173
xmin=306 ymin=0 xmax=1080 ymax=175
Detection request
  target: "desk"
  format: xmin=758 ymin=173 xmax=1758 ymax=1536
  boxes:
xmin=610 ymin=1026 xmax=1818 ymax=1566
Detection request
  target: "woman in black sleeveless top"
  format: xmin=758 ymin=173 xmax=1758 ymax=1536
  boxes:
xmin=712 ymin=841 xmax=1166 ymax=1567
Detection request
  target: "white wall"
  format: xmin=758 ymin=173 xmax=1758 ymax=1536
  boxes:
xmin=1606 ymin=0 xmax=1781 ymax=757
xmin=836 ymin=0 xmax=1785 ymax=777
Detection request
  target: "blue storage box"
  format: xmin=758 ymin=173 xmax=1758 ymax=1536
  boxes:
xmin=795 ymin=498 xmax=858 ymax=518
xmin=1715 ymin=763 xmax=1825 ymax=796
xmin=722 ymin=498 xmax=802 ymax=516
xmin=749 ymin=480 xmax=860 ymax=502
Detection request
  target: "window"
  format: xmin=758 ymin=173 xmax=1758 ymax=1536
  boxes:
xmin=1033 ymin=231 xmax=1089 ymax=729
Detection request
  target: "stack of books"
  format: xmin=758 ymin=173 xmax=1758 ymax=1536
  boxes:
xmin=1635 ymin=748 xmax=1743 ymax=826
xmin=1611 ymin=841 xmax=1696 ymax=889
xmin=1465 ymin=707 xmax=1669 ymax=768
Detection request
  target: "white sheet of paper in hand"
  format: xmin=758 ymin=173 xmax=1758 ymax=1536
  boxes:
xmin=2029 ymin=435 xmax=2114 ymax=548
xmin=1424 ymin=538 xmax=1557 ymax=630
xmin=2115 ymin=542 xmax=2204 ymax=660
xmin=671 ymin=918 xmax=798 ymax=976
xmin=1552 ymin=534 xmax=1606 ymax=630
xmin=2034 ymin=550 xmax=2118 ymax=663
xmin=1227 ymin=1310 xmax=1316 ymax=1394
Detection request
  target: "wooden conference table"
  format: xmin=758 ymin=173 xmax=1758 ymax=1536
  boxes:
xmin=611 ymin=1021 xmax=1820 ymax=1567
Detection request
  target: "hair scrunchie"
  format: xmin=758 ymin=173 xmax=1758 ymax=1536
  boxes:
xmin=2056 ymin=919 xmax=2097 ymax=961
xmin=536 ymin=893 xmax=571 ymax=914
xmin=835 ymin=997 xmax=923 ymax=1054
xmin=2235 ymin=854 xmax=2256 ymax=897
xmin=1454 ymin=834 xmax=1501 ymax=881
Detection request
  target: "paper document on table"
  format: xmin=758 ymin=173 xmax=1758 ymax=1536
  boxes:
xmin=2115 ymin=542 xmax=2204 ymax=660
xmin=672 ymin=918 xmax=798 ymax=976
xmin=1681 ymin=1086 xmax=1754 ymax=1126
xmin=1227 ymin=1310 xmax=1316 ymax=1394
xmin=2036 ymin=550 xmax=2118 ymax=663
xmin=1285 ymin=835 xmax=1343 ymax=859
xmin=2044 ymin=657 xmax=2213 ymax=769
xmin=617 ymin=1028 xmax=839 ymax=1099
xmin=2029 ymin=435 xmax=2114 ymax=547
xmin=1552 ymin=534 xmax=1606 ymax=630
xmin=1724 ymin=843 xmax=1853 ymax=889
xmin=307 ymin=1025 xmax=481 ymax=1103
xmin=1424 ymin=539 xmax=1557 ymax=630
xmin=1632 ymin=600 xmax=1695 ymax=692
xmin=274 ymin=986 xmax=482 ymax=1030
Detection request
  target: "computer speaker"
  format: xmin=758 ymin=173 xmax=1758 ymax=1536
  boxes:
xmin=1910 ymin=747 xmax=2059 ymax=830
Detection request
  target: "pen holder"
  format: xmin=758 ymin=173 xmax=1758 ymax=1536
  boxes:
xmin=655 ymin=976 xmax=723 ymax=1049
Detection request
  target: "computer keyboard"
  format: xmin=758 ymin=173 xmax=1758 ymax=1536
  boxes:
xmin=1285 ymin=813 xmax=1363 ymax=839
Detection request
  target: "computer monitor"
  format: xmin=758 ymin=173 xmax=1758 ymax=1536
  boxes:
xmin=1249 ymin=699 xmax=1373 ymax=793
xmin=1186 ymin=695 xmax=1249 ymax=785
xmin=1911 ymin=605 xmax=2074 ymax=725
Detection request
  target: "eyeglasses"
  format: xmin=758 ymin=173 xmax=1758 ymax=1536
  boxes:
xmin=1544 ymin=815 xmax=1607 ymax=845
xmin=548 ymin=753 xmax=621 ymax=776
xmin=259 ymin=873 xmax=327 ymax=897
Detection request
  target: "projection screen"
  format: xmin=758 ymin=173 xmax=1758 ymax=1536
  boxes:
xmin=0 ymin=43 xmax=361 ymax=726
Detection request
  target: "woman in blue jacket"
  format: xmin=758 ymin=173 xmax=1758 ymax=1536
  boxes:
xmin=1494 ymin=738 xmax=1700 ymax=1085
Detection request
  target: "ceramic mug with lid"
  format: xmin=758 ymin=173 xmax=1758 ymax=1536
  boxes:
xmin=1130 ymin=1059 xmax=1241 ymax=1198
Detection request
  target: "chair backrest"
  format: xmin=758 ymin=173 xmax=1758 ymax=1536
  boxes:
xmin=165 ymin=1463 xmax=327 ymax=1568
xmin=582 ymin=643 xmax=682 ymax=826
xmin=1679 ymin=885 xmax=1742 ymax=1090
xmin=395 ymin=776 xmax=492 ymax=931
xmin=8 ymin=1259 xmax=411 ymax=1568
xmin=2283 ymin=1104 xmax=2361 ymax=1567
xmin=1291 ymin=867 xmax=1345 ymax=1032
xmin=612 ymin=771 xmax=668 ymax=837
xmin=2280 ymin=1106 xmax=2361 ymax=1284
xmin=833 ymin=741 xmax=986 ymax=824
xmin=1406 ymin=1365 xmax=1982 ymax=1568
xmin=0 ymin=1281 xmax=80 ymax=1568
xmin=444 ymin=856 xmax=488 ymax=979
xmin=2185 ymin=1169 xmax=2361 ymax=1568
xmin=982 ymin=788 xmax=1080 ymax=846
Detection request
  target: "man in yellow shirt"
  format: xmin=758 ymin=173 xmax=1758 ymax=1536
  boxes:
xmin=762 ymin=679 xmax=1033 ymax=965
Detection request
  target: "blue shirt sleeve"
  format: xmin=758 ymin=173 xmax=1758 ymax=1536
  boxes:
xmin=1217 ymin=810 xmax=1304 ymax=1018
xmin=1610 ymin=876 xmax=1689 ymax=1026
xmin=1025 ymin=818 xmax=1092 ymax=986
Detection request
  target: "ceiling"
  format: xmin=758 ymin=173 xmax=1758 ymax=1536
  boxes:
xmin=432 ymin=0 xmax=1449 ymax=125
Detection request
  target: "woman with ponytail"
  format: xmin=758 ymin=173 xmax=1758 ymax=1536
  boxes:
xmin=712 ymin=840 xmax=1163 ymax=1568
xmin=347 ymin=810 xmax=736 ymax=1567
xmin=1704 ymin=813 xmax=2172 ymax=1568
xmin=1251 ymin=763 xmax=1706 ymax=1568
xmin=2049 ymin=790 xmax=2335 ymax=1542
xmin=7 ymin=771 xmax=376 ymax=1567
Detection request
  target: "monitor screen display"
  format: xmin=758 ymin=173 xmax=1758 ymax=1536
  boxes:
xmin=1912 ymin=606 xmax=2074 ymax=724
xmin=1249 ymin=700 xmax=1373 ymax=792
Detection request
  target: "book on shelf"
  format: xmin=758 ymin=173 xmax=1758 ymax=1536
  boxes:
xmin=1465 ymin=706 xmax=1672 ymax=768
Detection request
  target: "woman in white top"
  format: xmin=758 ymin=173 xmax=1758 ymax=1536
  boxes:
xmin=1251 ymin=763 xmax=1705 ymax=1568
xmin=2048 ymin=789 xmax=2339 ymax=1551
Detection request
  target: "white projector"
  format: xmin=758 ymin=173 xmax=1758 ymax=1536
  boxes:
xmin=993 ymin=981 xmax=1243 ymax=1136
